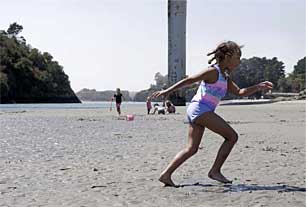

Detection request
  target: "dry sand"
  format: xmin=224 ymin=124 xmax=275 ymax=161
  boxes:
xmin=0 ymin=101 xmax=305 ymax=207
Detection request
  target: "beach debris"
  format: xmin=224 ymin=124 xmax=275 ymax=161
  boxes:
xmin=280 ymin=120 xmax=287 ymax=122
xmin=262 ymin=146 xmax=277 ymax=152
xmin=91 ymin=185 xmax=107 ymax=188
xmin=226 ymin=120 xmax=253 ymax=124
xmin=59 ymin=167 xmax=71 ymax=171
xmin=126 ymin=114 xmax=134 ymax=121
xmin=6 ymin=110 xmax=27 ymax=114
xmin=93 ymin=168 xmax=98 ymax=171
xmin=77 ymin=118 xmax=98 ymax=121
xmin=117 ymin=116 xmax=126 ymax=120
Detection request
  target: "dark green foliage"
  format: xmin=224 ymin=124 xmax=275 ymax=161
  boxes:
xmin=278 ymin=57 xmax=305 ymax=93
xmin=230 ymin=57 xmax=286 ymax=98
xmin=7 ymin=23 xmax=23 ymax=36
xmin=0 ymin=23 xmax=80 ymax=103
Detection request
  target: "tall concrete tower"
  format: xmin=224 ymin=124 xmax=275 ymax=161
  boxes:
xmin=168 ymin=0 xmax=186 ymax=106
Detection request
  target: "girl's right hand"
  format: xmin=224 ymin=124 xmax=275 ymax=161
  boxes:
xmin=151 ymin=90 xmax=169 ymax=98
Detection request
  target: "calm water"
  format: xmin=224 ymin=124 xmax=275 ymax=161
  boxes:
xmin=0 ymin=99 xmax=274 ymax=110
xmin=0 ymin=101 xmax=148 ymax=110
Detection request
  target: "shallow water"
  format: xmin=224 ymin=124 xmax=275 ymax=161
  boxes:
xmin=0 ymin=102 xmax=147 ymax=110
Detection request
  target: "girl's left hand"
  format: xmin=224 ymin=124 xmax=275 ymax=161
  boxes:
xmin=257 ymin=81 xmax=274 ymax=90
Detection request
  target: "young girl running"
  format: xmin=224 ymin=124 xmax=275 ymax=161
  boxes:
xmin=152 ymin=41 xmax=273 ymax=187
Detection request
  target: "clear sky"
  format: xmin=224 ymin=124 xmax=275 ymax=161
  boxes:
xmin=1 ymin=0 xmax=305 ymax=92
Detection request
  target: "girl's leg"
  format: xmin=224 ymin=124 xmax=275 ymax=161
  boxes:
xmin=116 ymin=103 xmax=121 ymax=115
xmin=159 ymin=123 xmax=205 ymax=186
xmin=195 ymin=112 xmax=238 ymax=183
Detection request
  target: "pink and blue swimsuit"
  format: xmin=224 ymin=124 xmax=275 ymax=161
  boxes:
xmin=187 ymin=64 xmax=228 ymax=123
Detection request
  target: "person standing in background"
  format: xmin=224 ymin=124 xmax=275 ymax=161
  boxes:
xmin=112 ymin=88 xmax=124 ymax=116
xmin=146 ymin=96 xmax=152 ymax=114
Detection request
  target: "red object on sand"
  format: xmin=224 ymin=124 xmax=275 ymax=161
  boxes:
xmin=126 ymin=114 xmax=134 ymax=121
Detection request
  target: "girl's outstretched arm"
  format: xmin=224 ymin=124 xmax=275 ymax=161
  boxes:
xmin=152 ymin=67 xmax=218 ymax=98
xmin=228 ymin=79 xmax=273 ymax=97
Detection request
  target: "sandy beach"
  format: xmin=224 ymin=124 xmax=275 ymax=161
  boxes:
xmin=0 ymin=101 xmax=305 ymax=207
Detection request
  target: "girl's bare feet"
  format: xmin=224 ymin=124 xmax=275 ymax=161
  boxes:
xmin=208 ymin=171 xmax=232 ymax=184
xmin=159 ymin=173 xmax=176 ymax=187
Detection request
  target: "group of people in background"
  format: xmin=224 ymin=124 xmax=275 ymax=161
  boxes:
xmin=111 ymin=88 xmax=176 ymax=116
xmin=146 ymin=96 xmax=176 ymax=115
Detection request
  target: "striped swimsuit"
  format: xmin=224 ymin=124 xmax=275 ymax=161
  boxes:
xmin=187 ymin=64 xmax=228 ymax=123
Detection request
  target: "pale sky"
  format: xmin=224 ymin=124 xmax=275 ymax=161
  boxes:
xmin=1 ymin=0 xmax=305 ymax=92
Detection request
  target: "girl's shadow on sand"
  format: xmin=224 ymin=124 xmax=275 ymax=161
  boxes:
xmin=178 ymin=183 xmax=306 ymax=193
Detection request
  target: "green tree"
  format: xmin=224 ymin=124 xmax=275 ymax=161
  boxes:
xmin=7 ymin=22 xmax=23 ymax=36
xmin=0 ymin=22 xmax=80 ymax=103
xmin=232 ymin=57 xmax=285 ymax=97
xmin=286 ymin=57 xmax=306 ymax=92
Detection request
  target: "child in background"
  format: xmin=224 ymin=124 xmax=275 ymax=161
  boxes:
xmin=165 ymin=100 xmax=176 ymax=114
xmin=146 ymin=96 xmax=152 ymax=114
xmin=152 ymin=103 xmax=165 ymax=115
xmin=152 ymin=41 xmax=273 ymax=187
xmin=112 ymin=88 xmax=124 ymax=116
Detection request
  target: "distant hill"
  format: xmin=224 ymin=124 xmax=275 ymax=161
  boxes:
xmin=76 ymin=88 xmax=132 ymax=102
xmin=0 ymin=23 xmax=80 ymax=103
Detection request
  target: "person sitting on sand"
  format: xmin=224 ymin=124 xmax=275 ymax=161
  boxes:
xmin=152 ymin=103 xmax=165 ymax=115
xmin=165 ymin=100 xmax=176 ymax=114
xmin=152 ymin=41 xmax=273 ymax=187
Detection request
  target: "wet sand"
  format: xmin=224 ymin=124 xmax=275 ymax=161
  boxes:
xmin=0 ymin=101 xmax=305 ymax=206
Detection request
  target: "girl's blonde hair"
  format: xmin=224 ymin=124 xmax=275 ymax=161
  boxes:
xmin=207 ymin=41 xmax=243 ymax=64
